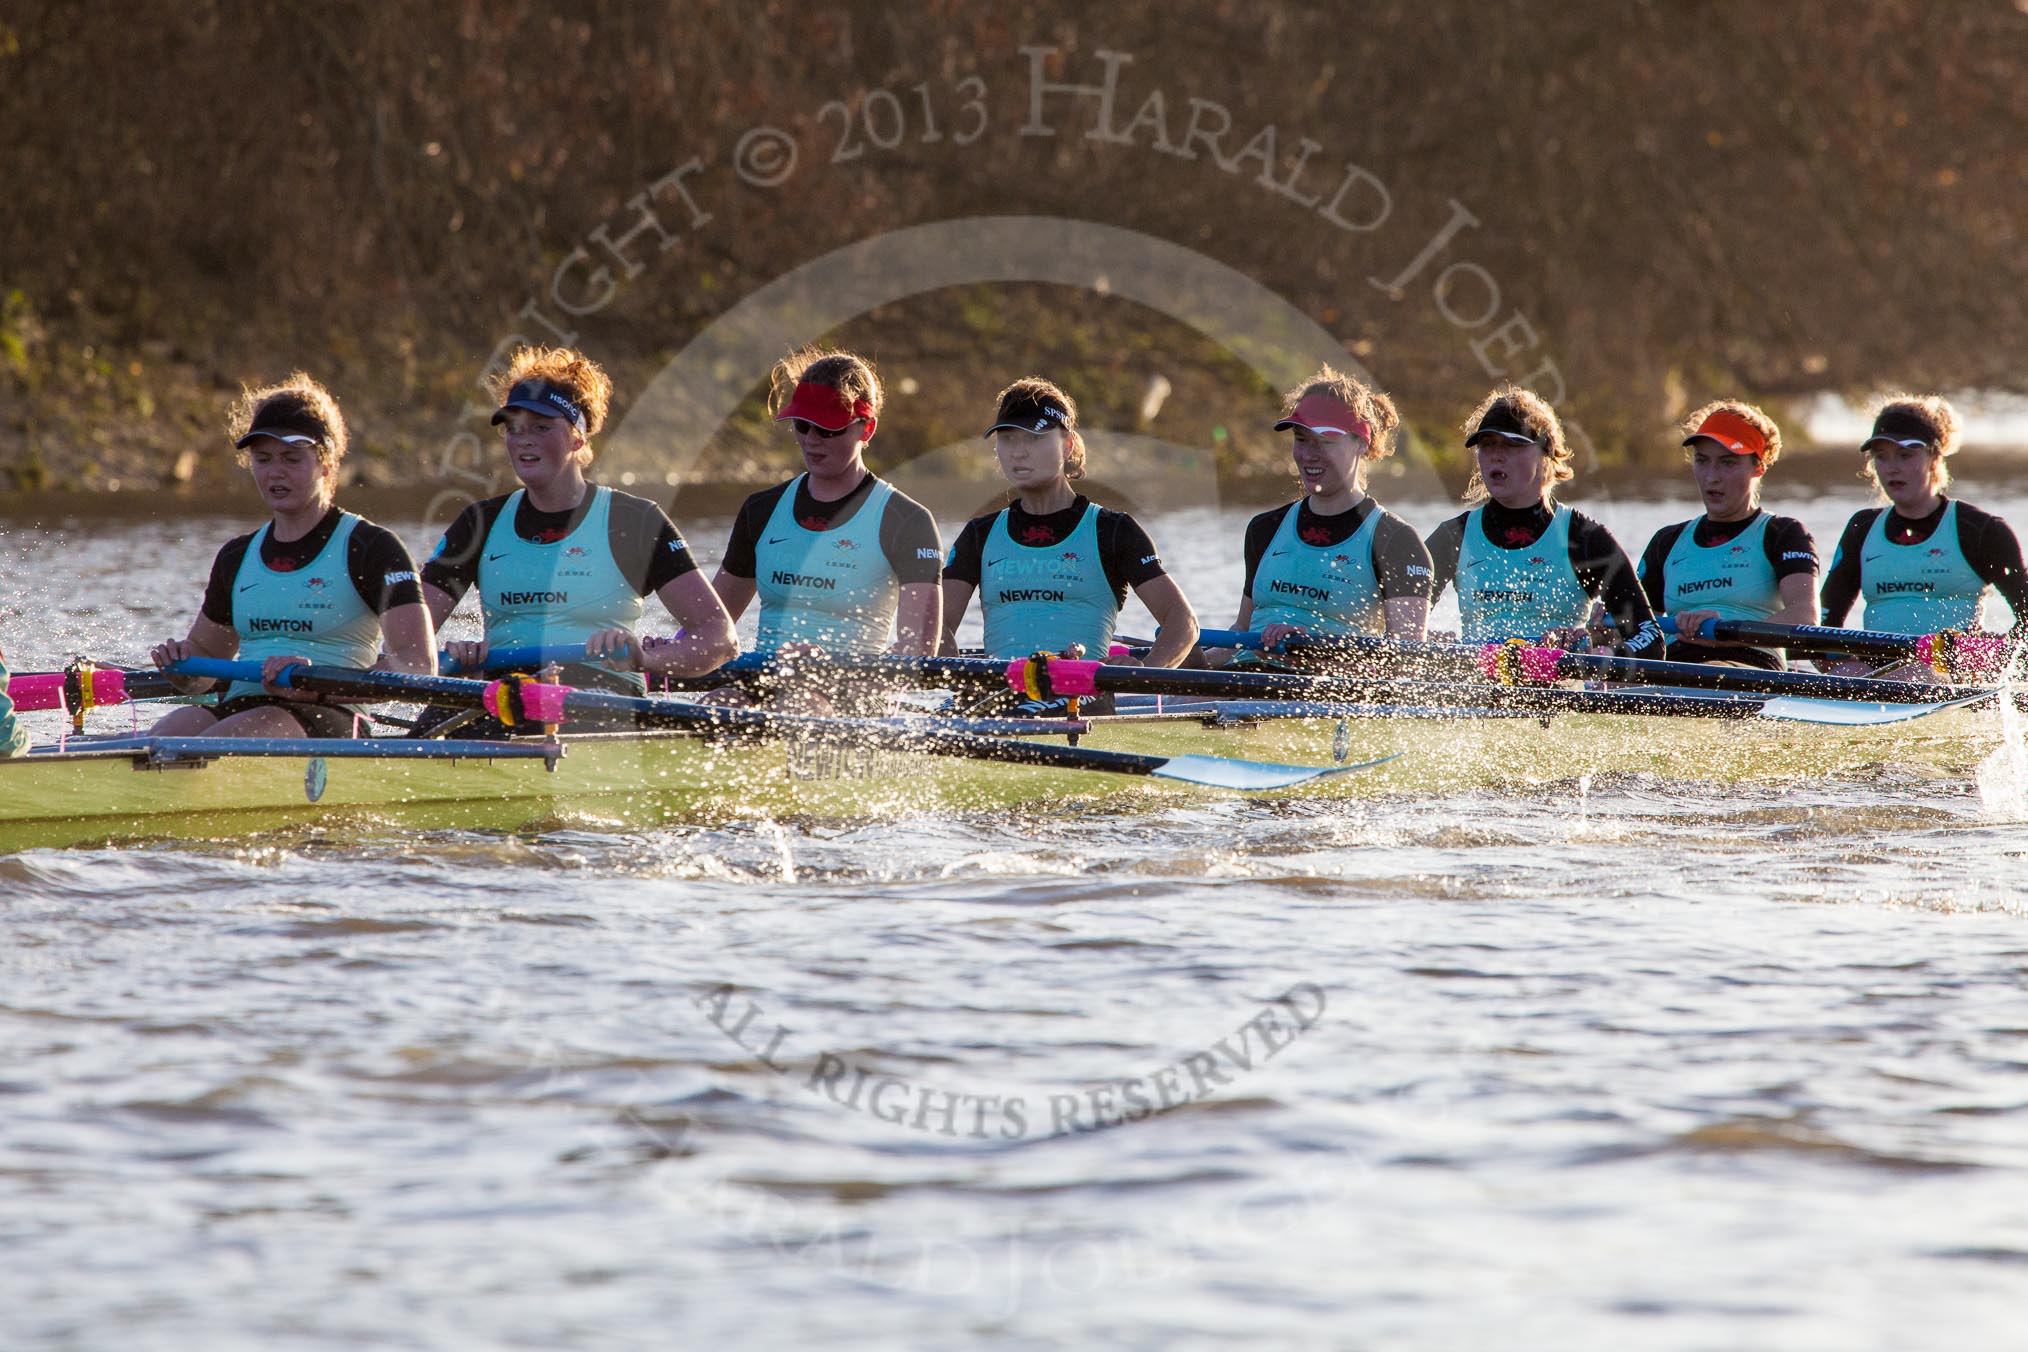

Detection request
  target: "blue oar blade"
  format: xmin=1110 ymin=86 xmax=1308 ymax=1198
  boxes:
xmin=1149 ymin=751 xmax=1400 ymax=790
xmin=1754 ymin=694 xmax=1991 ymax=725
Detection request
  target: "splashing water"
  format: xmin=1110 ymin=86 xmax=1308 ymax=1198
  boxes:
xmin=1975 ymin=637 xmax=2028 ymax=819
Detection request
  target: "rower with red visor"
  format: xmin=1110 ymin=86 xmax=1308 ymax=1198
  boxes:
xmin=710 ymin=347 xmax=942 ymax=659
xmin=1226 ymin=365 xmax=1434 ymax=663
xmin=1636 ymin=401 xmax=1820 ymax=669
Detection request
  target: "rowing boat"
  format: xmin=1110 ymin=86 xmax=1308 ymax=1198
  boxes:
xmin=0 ymin=686 xmax=2006 ymax=851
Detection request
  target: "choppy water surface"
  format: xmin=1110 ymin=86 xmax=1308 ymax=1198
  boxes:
xmin=4 ymin=492 xmax=2028 ymax=1349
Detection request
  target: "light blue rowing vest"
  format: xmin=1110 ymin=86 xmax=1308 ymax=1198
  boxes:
xmin=1249 ymin=501 xmax=1386 ymax=636
xmin=226 ymin=513 xmax=380 ymax=701
xmin=977 ymin=503 xmax=1118 ymax=658
xmin=1455 ymin=504 xmax=1594 ymax=640
xmin=754 ymin=475 xmax=900 ymax=654
xmin=477 ymin=487 xmax=646 ymax=692
xmin=1859 ymin=501 xmax=1987 ymax=633
xmin=1660 ymin=513 xmax=1780 ymax=621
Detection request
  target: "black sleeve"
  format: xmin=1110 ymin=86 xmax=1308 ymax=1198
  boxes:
xmin=1371 ymin=512 xmax=1434 ymax=601
xmin=943 ymin=514 xmax=995 ymax=587
xmin=1958 ymin=503 xmax=2028 ymax=636
xmin=345 ymin=523 xmax=425 ymax=616
xmin=1240 ymin=507 xmax=1285 ymax=599
xmin=420 ymin=502 xmax=492 ymax=603
xmin=1818 ymin=511 xmax=1877 ymax=626
xmin=1424 ymin=515 xmax=1467 ymax=602
xmin=718 ymin=485 xmax=789 ymax=580
xmin=1100 ymin=511 xmax=1166 ymax=592
xmin=877 ymin=491 xmax=943 ymax=585
xmin=607 ymin=492 xmax=698 ymax=596
xmin=1569 ymin=513 xmax=1662 ymax=653
xmin=198 ymin=535 xmax=256 ymax=628
xmin=1637 ymin=523 xmax=1683 ymax=611
xmin=1765 ymin=516 xmax=1820 ymax=581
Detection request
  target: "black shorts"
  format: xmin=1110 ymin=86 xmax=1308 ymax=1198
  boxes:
xmin=211 ymin=695 xmax=366 ymax=739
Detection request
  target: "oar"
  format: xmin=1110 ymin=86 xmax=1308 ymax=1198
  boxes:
xmin=4 ymin=665 xmax=181 ymax=714
xmin=671 ymin=653 xmax=1981 ymax=726
xmin=1661 ymin=617 xmax=2017 ymax=675
xmin=1193 ymin=630 xmax=1996 ymax=705
xmin=165 ymin=658 xmax=1395 ymax=791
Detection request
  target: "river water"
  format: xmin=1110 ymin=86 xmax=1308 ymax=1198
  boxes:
xmin=4 ymin=486 xmax=2028 ymax=1350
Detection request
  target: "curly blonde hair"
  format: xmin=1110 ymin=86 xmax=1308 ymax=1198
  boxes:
xmin=1460 ymin=386 xmax=1572 ymax=505
xmin=1279 ymin=364 xmax=1402 ymax=460
xmin=991 ymin=375 xmax=1087 ymax=478
xmin=488 ymin=345 xmax=614 ymax=439
xmin=230 ymin=373 xmax=347 ymax=473
xmin=768 ymin=346 xmax=884 ymax=423
xmin=1679 ymin=399 xmax=1784 ymax=466
xmin=1862 ymin=393 xmax=1960 ymax=493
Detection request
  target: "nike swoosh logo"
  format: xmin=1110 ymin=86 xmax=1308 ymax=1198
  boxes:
xmin=767 ymin=535 xmax=791 ymax=545
xmin=239 ymin=583 xmax=258 ymax=592
xmin=1268 ymin=548 xmax=1290 ymax=557
xmin=1862 ymin=553 xmax=1885 ymax=563
xmin=1462 ymin=559 xmax=1485 ymax=570
xmin=487 ymin=552 xmax=509 ymax=562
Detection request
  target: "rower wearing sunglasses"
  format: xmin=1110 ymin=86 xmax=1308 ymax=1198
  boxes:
xmin=1818 ymin=394 xmax=2028 ymax=676
xmin=1225 ymin=365 xmax=1432 ymax=663
xmin=711 ymin=347 xmax=942 ymax=660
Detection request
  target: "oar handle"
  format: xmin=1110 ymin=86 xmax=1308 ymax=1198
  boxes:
xmin=9 ymin=669 xmax=132 ymax=712
xmin=9 ymin=666 xmax=184 ymax=712
xmin=175 ymin=656 xmax=292 ymax=686
xmin=1655 ymin=616 xmax=2011 ymax=672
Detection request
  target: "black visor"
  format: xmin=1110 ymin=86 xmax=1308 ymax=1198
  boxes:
xmin=984 ymin=390 xmax=1070 ymax=438
xmin=492 ymin=379 xmax=589 ymax=433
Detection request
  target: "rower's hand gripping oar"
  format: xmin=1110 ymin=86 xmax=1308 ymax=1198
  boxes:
xmin=167 ymin=658 xmax=1398 ymax=792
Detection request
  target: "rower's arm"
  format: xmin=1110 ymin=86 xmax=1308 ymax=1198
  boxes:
xmin=1373 ymin=513 xmax=1433 ymax=640
xmin=938 ymin=578 xmax=976 ymax=656
xmin=375 ymin=602 xmax=439 ymax=675
xmin=1381 ymin=596 xmax=1429 ymax=640
xmin=893 ymin=582 xmax=942 ymax=658
xmin=1134 ymin=575 xmax=1199 ymax=668
xmin=710 ymin=568 xmax=758 ymax=625
xmin=644 ymin=572 xmax=739 ymax=676
xmin=1423 ymin=517 xmax=1464 ymax=602
xmin=421 ymin=581 xmax=460 ymax=632
xmin=1771 ymin=570 xmax=1819 ymax=629
xmin=1818 ymin=512 xmax=1872 ymax=627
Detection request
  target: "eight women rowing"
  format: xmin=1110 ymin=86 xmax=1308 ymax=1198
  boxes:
xmin=140 ymin=344 xmax=2028 ymax=739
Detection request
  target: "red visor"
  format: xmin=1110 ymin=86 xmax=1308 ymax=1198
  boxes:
xmin=1683 ymin=409 xmax=1767 ymax=457
xmin=776 ymin=381 xmax=875 ymax=432
xmin=1272 ymin=393 xmax=1373 ymax=444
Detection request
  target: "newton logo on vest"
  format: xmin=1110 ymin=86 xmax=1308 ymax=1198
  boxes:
xmin=566 ymin=546 xmax=587 ymax=557
xmin=1060 ymin=551 xmax=1081 ymax=562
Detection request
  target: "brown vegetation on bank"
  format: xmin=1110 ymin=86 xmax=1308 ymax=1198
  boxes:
xmin=3 ymin=0 xmax=2026 ymax=497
